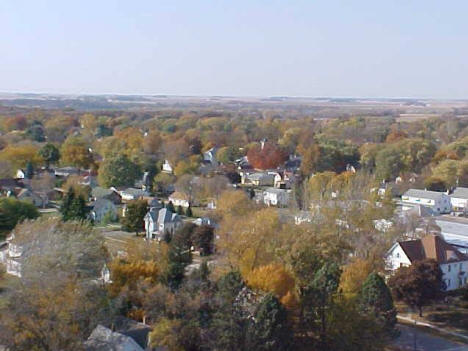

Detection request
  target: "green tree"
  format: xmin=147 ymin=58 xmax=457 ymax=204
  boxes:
xmin=121 ymin=199 xmax=147 ymax=235
xmin=177 ymin=205 xmax=183 ymax=215
xmin=164 ymin=227 xmax=193 ymax=290
xmin=60 ymin=188 xmax=88 ymax=221
xmin=39 ymin=143 xmax=60 ymax=169
xmin=360 ymin=272 xmax=397 ymax=336
xmin=248 ymin=293 xmax=292 ymax=351
xmin=0 ymin=198 xmax=39 ymax=232
xmin=388 ymin=259 xmax=444 ymax=317
xmin=166 ymin=201 xmax=175 ymax=213
xmin=98 ymin=154 xmax=142 ymax=188
xmin=39 ymin=143 xmax=60 ymax=168
xmin=25 ymin=161 xmax=34 ymax=179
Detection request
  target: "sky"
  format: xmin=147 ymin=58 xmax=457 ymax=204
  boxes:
xmin=1 ymin=1 xmax=468 ymax=98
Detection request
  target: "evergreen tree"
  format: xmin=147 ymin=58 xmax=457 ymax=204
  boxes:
xmin=25 ymin=161 xmax=34 ymax=179
xmin=185 ymin=205 xmax=193 ymax=217
xmin=39 ymin=143 xmax=60 ymax=169
xmin=166 ymin=201 xmax=175 ymax=213
xmin=60 ymin=188 xmax=88 ymax=221
xmin=177 ymin=205 xmax=183 ymax=215
xmin=121 ymin=199 xmax=148 ymax=235
xmin=360 ymin=272 xmax=398 ymax=337
xmin=248 ymin=293 xmax=292 ymax=351
xmin=164 ymin=227 xmax=192 ymax=290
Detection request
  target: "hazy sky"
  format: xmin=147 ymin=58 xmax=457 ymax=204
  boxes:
xmin=1 ymin=1 xmax=468 ymax=98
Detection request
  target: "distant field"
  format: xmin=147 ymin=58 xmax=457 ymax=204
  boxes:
xmin=396 ymin=113 xmax=441 ymax=122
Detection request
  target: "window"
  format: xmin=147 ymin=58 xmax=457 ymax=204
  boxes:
xmin=448 ymin=265 xmax=451 ymax=272
xmin=460 ymin=263 xmax=463 ymax=270
xmin=396 ymin=252 xmax=400 ymax=258
xmin=447 ymin=279 xmax=451 ymax=287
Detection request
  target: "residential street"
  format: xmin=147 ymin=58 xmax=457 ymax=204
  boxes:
xmin=394 ymin=325 xmax=468 ymax=351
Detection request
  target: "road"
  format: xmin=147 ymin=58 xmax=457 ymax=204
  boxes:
xmin=394 ymin=325 xmax=468 ymax=351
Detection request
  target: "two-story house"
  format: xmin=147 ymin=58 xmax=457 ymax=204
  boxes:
xmin=385 ymin=235 xmax=468 ymax=291
xmin=401 ymin=189 xmax=451 ymax=214
xmin=144 ymin=208 xmax=182 ymax=240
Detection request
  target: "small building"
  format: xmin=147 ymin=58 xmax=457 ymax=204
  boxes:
xmin=15 ymin=169 xmax=25 ymax=179
xmin=84 ymin=325 xmax=145 ymax=351
xmin=16 ymin=188 xmax=46 ymax=207
xmin=450 ymin=187 xmax=468 ymax=212
xmin=168 ymin=191 xmax=190 ymax=208
xmin=242 ymin=172 xmax=275 ymax=187
xmin=385 ymin=235 xmax=468 ymax=291
xmin=162 ymin=159 xmax=174 ymax=174
xmin=203 ymin=147 xmax=218 ymax=166
xmin=54 ymin=167 xmax=80 ymax=177
xmin=119 ymin=188 xmax=149 ymax=202
xmin=401 ymin=189 xmax=451 ymax=214
xmin=90 ymin=199 xmax=117 ymax=223
xmin=262 ymin=187 xmax=291 ymax=207
xmin=144 ymin=208 xmax=182 ymax=240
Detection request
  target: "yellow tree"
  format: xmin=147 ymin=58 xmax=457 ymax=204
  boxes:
xmin=0 ymin=143 xmax=43 ymax=169
xmin=60 ymin=136 xmax=94 ymax=169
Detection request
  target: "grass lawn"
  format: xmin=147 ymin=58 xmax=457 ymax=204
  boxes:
xmin=397 ymin=299 xmax=468 ymax=336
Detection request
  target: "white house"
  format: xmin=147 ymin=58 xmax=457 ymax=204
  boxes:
xmin=262 ymin=187 xmax=291 ymax=207
xmin=144 ymin=208 xmax=182 ymax=240
xmin=450 ymin=187 xmax=468 ymax=212
xmin=385 ymin=235 xmax=468 ymax=291
xmin=168 ymin=191 xmax=190 ymax=208
xmin=118 ymin=188 xmax=149 ymax=202
xmin=15 ymin=169 xmax=25 ymax=179
xmin=241 ymin=172 xmax=275 ymax=187
xmin=401 ymin=189 xmax=451 ymax=214
xmin=203 ymin=147 xmax=218 ymax=166
xmin=162 ymin=160 xmax=174 ymax=174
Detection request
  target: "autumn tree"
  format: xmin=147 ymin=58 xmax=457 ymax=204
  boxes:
xmin=192 ymin=225 xmax=214 ymax=255
xmin=247 ymin=142 xmax=288 ymax=170
xmin=0 ymin=143 xmax=42 ymax=169
xmin=60 ymin=136 xmax=94 ymax=169
xmin=339 ymin=258 xmax=374 ymax=298
xmin=0 ymin=218 xmax=111 ymax=351
xmin=388 ymin=259 xmax=445 ymax=316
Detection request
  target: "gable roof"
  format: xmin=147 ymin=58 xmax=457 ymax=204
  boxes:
xmin=403 ymin=189 xmax=447 ymax=201
xmin=158 ymin=208 xmax=178 ymax=223
xmin=451 ymin=187 xmax=468 ymax=199
xmin=398 ymin=235 xmax=468 ymax=264
xmin=92 ymin=187 xmax=116 ymax=199
xmin=92 ymin=198 xmax=114 ymax=211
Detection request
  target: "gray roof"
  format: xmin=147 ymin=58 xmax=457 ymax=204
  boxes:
xmin=435 ymin=219 xmax=468 ymax=239
xmin=403 ymin=189 xmax=447 ymax=201
xmin=121 ymin=188 xmax=148 ymax=197
xmin=92 ymin=187 xmax=115 ymax=199
xmin=264 ymin=187 xmax=288 ymax=194
xmin=158 ymin=208 xmax=180 ymax=224
xmin=145 ymin=208 xmax=159 ymax=222
xmin=92 ymin=198 xmax=114 ymax=211
xmin=451 ymin=187 xmax=468 ymax=199
xmin=85 ymin=325 xmax=144 ymax=351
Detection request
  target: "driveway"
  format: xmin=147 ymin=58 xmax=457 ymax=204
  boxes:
xmin=394 ymin=324 xmax=468 ymax=351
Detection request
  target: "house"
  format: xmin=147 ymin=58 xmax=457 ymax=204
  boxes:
xmin=90 ymin=199 xmax=117 ymax=223
xmin=262 ymin=187 xmax=291 ymax=207
xmin=401 ymin=189 xmax=451 ymax=214
xmin=54 ymin=166 xmax=80 ymax=177
xmin=435 ymin=217 xmax=468 ymax=254
xmin=241 ymin=172 xmax=275 ymax=187
xmin=147 ymin=197 xmax=163 ymax=210
xmin=168 ymin=191 xmax=190 ymax=208
xmin=144 ymin=208 xmax=182 ymax=240
xmin=294 ymin=211 xmax=313 ymax=225
xmin=15 ymin=169 xmax=25 ymax=179
xmin=0 ymin=178 xmax=24 ymax=196
xmin=119 ymin=188 xmax=149 ymax=202
xmin=203 ymin=147 xmax=218 ymax=166
xmin=84 ymin=325 xmax=144 ymax=351
xmin=16 ymin=188 xmax=46 ymax=207
xmin=385 ymin=235 xmax=468 ymax=291
xmin=162 ymin=159 xmax=174 ymax=173
xmin=91 ymin=187 xmax=122 ymax=204
xmin=450 ymin=187 xmax=468 ymax=212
